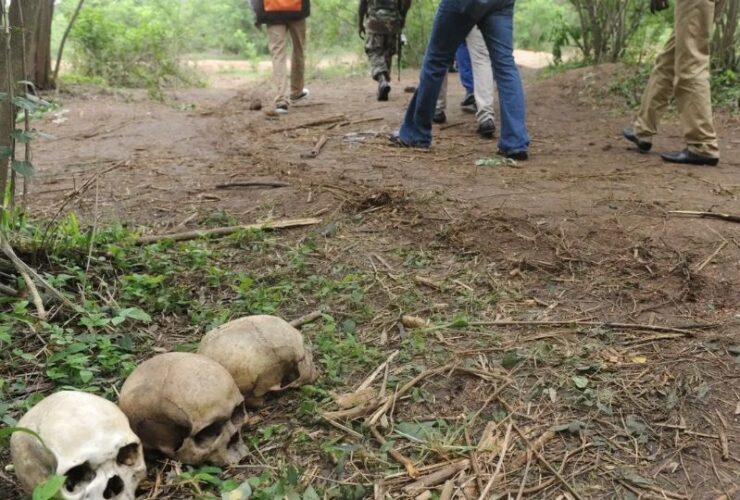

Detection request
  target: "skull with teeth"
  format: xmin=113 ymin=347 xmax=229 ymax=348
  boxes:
xmin=198 ymin=315 xmax=318 ymax=407
xmin=10 ymin=391 xmax=146 ymax=500
xmin=118 ymin=352 xmax=247 ymax=466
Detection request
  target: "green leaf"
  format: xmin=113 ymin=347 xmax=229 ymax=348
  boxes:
xmin=10 ymin=129 xmax=34 ymax=144
xmin=32 ymin=475 xmax=66 ymax=500
xmin=303 ymin=486 xmax=320 ymax=500
xmin=0 ymin=325 xmax=11 ymax=344
xmin=286 ymin=465 xmax=300 ymax=486
xmin=222 ymin=480 xmax=252 ymax=500
xmin=501 ymin=351 xmax=522 ymax=369
xmin=0 ymin=146 xmax=10 ymax=160
xmin=11 ymin=160 xmax=35 ymax=177
xmin=572 ymin=375 xmax=589 ymax=389
xmin=121 ymin=307 xmax=152 ymax=322
xmin=12 ymin=95 xmax=38 ymax=112
xmin=79 ymin=370 xmax=94 ymax=384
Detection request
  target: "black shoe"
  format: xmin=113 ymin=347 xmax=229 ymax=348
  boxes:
xmin=377 ymin=79 xmax=391 ymax=101
xmin=477 ymin=119 xmax=496 ymax=139
xmin=432 ymin=110 xmax=447 ymax=124
xmin=497 ymin=149 xmax=528 ymax=161
xmin=623 ymin=127 xmax=652 ymax=153
xmin=661 ymin=149 xmax=719 ymax=166
xmin=461 ymin=93 xmax=476 ymax=107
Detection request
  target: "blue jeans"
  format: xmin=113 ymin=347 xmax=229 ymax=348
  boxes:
xmin=456 ymin=43 xmax=474 ymax=95
xmin=398 ymin=0 xmax=529 ymax=153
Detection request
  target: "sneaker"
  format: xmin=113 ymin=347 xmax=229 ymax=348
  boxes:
xmin=275 ymin=104 xmax=289 ymax=114
xmin=460 ymin=93 xmax=476 ymax=113
xmin=497 ymin=149 xmax=528 ymax=161
xmin=477 ymin=119 xmax=496 ymax=139
xmin=291 ymin=88 xmax=310 ymax=102
xmin=432 ymin=110 xmax=447 ymax=124
xmin=377 ymin=77 xmax=391 ymax=102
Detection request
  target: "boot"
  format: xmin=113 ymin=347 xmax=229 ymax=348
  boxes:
xmin=377 ymin=73 xmax=391 ymax=101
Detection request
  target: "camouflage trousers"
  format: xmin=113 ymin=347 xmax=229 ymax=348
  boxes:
xmin=365 ymin=33 xmax=398 ymax=81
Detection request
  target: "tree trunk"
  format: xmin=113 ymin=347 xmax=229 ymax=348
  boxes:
xmin=712 ymin=0 xmax=739 ymax=71
xmin=34 ymin=0 xmax=54 ymax=89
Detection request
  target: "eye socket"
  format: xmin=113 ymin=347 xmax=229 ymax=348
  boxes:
xmin=230 ymin=404 xmax=246 ymax=426
xmin=193 ymin=420 xmax=226 ymax=448
xmin=103 ymin=475 xmax=124 ymax=499
xmin=64 ymin=462 xmax=95 ymax=493
xmin=116 ymin=443 xmax=141 ymax=467
xmin=227 ymin=432 xmax=242 ymax=451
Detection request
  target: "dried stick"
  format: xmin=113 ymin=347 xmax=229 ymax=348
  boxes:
xmin=135 ymin=218 xmax=321 ymax=245
xmin=289 ymin=310 xmax=322 ymax=328
xmin=0 ymin=283 xmax=17 ymax=295
xmin=402 ymin=460 xmax=470 ymax=493
xmin=477 ymin=422 xmax=513 ymax=500
xmin=694 ymin=241 xmax=728 ymax=272
xmin=301 ymin=135 xmax=329 ymax=159
xmin=270 ymin=114 xmax=346 ymax=134
xmin=357 ymin=350 xmax=400 ymax=392
xmin=469 ymin=319 xmax=711 ymax=336
xmin=669 ymin=210 xmax=740 ymax=224
xmin=0 ymin=236 xmax=76 ymax=312
xmin=369 ymin=425 xmax=418 ymax=478
xmin=511 ymin=424 xmax=583 ymax=500
xmin=215 ymin=181 xmax=290 ymax=189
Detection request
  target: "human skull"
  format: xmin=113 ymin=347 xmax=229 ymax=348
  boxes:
xmin=10 ymin=391 xmax=146 ymax=500
xmin=118 ymin=352 xmax=247 ymax=466
xmin=198 ymin=315 xmax=317 ymax=407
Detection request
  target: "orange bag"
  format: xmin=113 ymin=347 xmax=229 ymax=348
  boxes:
xmin=264 ymin=0 xmax=302 ymax=11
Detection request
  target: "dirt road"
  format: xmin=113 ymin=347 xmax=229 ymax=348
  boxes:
xmin=24 ymin=62 xmax=740 ymax=497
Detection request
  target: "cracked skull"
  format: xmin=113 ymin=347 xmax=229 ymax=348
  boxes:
xmin=10 ymin=391 xmax=146 ymax=500
xmin=198 ymin=315 xmax=317 ymax=407
xmin=118 ymin=352 xmax=247 ymax=466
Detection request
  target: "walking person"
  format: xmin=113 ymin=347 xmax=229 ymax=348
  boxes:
xmin=252 ymin=0 xmax=311 ymax=114
xmin=623 ymin=0 xmax=720 ymax=166
xmin=435 ymin=27 xmax=498 ymax=139
xmin=359 ymin=0 xmax=413 ymax=101
xmin=391 ymin=0 xmax=529 ymax=160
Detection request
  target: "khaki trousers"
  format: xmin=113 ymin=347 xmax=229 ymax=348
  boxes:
xmin=436 ymin=27 xmax=496 ymax=124
xmin=266 ymin=19 xmax=306 ymax=107
xmin=634 ymin=0 xmax=719 ymax=157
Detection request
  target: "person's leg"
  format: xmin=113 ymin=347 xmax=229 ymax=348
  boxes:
xmin=288 ymin=19 xmax=307 ymax=99
xmin=267 ymin=23 xmax=290 ymax=107
xmin=398 ymin=0 xmax=475 ymax=146
xmin=479 ymin=10 xmax=529 ymax=154
xmin=365 ymin=34 xmax=391 ymax=80
xmin=673 ymin=0 xmax=718 ymax=158
xmin=456 ymin=43 xmax=474 ymax=95
xmin=632 ymin=34 xmax=676 ymax=141
xmin=436 ymin=74 xmax=448 ymax=114
xmin=466 ymin=27 xmax=495 ymax=125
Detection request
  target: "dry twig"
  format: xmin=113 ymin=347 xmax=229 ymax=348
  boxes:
xmin=135 ymin=218 xmax=321 ymax=245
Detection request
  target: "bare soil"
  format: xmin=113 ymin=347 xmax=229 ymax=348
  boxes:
xmin=13 ymin=62 xmax=740 ymax=498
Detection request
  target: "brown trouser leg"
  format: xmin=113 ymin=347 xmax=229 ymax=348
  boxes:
xmin=634 ymin=0 xmax=719 ymax=158
xmin=267 ymin=19 xmax=307 ymax=106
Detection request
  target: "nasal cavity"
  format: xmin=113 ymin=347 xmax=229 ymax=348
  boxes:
xmin=103 ymin=475 xmax=125 ymax=499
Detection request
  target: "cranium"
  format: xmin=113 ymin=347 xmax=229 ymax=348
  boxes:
xmin=198 ymin=315 xmax=317 ymax=407
xmin=118 ymin=352 xmax=247 ymax=466
xmin=10 ymin=391 xmax=146 ymax=500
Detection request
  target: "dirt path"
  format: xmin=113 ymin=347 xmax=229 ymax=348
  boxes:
xmin=24 ymin=63 xmax=740 ymax=497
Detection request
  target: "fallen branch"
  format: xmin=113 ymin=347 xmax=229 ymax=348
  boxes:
xmin=289 ymin=310 xmax=323 ymax=328
xmin=0 ymin=283 xmax=18 ymax=296
xmin=270 ymin=114 xmax=347 ymax=134
xmin=301 ymin=135 xmax=329 ymax=159
xmin=477 ymin=422 xmax=513 ymax=500
xmin=402 ymin=460 xmax=470 ymax=493
xmin=370 ymin=425 xmax=418 ymax=478
xmin=0 ymin=236 xmax=76 ymax=313
xmin=694 ymin=241 xmax=728 ymax=272
xmin=669 ymin=210 xmax=740 ymax=224
xmin=135 ymin=218 xmax=321 ymax=245
xmin=215 ymin=181 xmax=290 ymax=189
xmin=468 ymin=320 xmax=713 ymax=336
